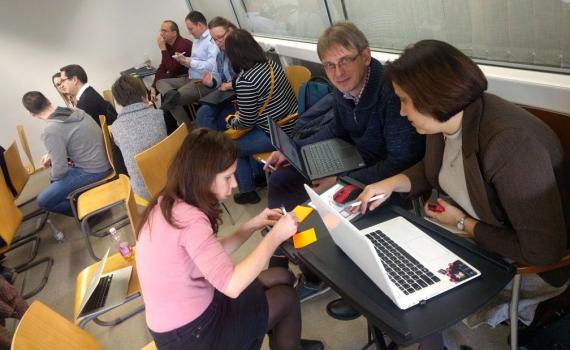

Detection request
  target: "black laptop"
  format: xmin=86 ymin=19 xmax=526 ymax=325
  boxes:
xmin=267 ymin=116 xmax=365 ymax=181
xmin=199 ymin=90 xmax=236 ymax=106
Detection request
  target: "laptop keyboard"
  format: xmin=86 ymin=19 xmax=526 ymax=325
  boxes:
xmin=366 ymin=230 xmax=441 ymax=295
xmin=80 ymin=274 xmax=113 ymax=316
xmin=306 ymin=144 xmax=343 ymax=174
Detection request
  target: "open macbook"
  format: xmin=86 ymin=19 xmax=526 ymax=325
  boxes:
xmin=305 ymin=185 xmax=481 ymax=310
xmin=267 ymin=116 xmax=365 ymax=180
xmin=77 ymin=248 xmax=133 ymax=319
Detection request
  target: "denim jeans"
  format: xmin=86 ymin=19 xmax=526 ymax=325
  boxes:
xmin=235 ymin=128 xmax=274 ymax=193
xmin=196 ymin=102 xmax=235 ymax=131
xmin=36 ymin=167 xmax=110 ymax=216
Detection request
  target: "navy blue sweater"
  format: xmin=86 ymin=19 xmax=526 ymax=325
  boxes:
xmin=298 ymin=58 xmax=425 ymax=184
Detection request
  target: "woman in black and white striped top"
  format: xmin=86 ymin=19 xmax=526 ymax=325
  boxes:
xmin=225 ymin=29 xmax=298 ymax=204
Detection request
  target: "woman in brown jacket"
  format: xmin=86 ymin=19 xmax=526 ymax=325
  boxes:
xmin=354 ymin=40 xmax=568 ymax=348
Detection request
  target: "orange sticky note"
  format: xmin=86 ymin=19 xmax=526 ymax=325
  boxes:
xmin=293 ymin=228 xmax=317 ymax=248
xmin=292 ymin=205 xmax=313 ymax=223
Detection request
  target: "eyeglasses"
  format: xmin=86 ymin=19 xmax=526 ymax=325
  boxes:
xmin=55 ymin=77 xmax=70 ymax=88
xmin=213 ymin=30 xmax=228 ymax=44
xmin=322 ymin=53 xmax=361 ymax=72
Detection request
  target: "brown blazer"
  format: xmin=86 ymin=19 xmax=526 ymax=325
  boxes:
xmin=404 ymin=93 xmax=568 ymax=285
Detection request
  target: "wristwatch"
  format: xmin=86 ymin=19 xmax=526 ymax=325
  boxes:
xmin=456 ymin=216 xmax=467 ymax=231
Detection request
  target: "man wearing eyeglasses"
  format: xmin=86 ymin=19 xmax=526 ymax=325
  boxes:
xmin=150 ymin=20 xmax=193 ymax=102
xmin=156 ymin=11 xmax=219 ymax=127
xmin=264 ymin=22 xmax=425 ymax=308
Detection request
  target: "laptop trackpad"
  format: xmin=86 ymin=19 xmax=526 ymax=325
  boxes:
xmin=403 ymin=238 xmax=449 ymax=262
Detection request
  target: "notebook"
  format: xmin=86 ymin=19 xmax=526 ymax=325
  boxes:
xmin=305 ymin=185 xmax=481 ymax=310
xmin=267 ymin=116 xmax=365 ymax=180
xmin=199 ymin=90 xmax=236 ymax=106
xmin=77 ymin=248 xmax=133 ymax=319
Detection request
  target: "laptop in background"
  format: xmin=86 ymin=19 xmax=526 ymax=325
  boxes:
xmin=305 ymin=185 xmax=481 ymax=310
xmin=199 ymin=90 xmax=236 ymax=106
xmin=267 ymin=117 xmax=365 ymax=181
xmin=77 ymin=248 xmax=133 ymax=320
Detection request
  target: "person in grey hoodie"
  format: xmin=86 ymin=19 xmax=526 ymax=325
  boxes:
xmin=21 ymin=91 xmax=111 ymax=216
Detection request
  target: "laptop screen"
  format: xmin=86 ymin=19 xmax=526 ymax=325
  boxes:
xmin=267 ymin=117 xmax=304 ymax=172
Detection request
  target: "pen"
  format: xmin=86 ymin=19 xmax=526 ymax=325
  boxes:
xmin=280 ymin=205 xmax=287 ymax=216
xmin=345 ymin=194 xmax=387 ymax=208
xmin=260 ymin=159 xmax=276 ymax=171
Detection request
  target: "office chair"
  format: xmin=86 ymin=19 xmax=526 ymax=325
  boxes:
xmin=74 ymin=174 xmax=144 ymax=328
xmin=0 ymin=172 xmax=52 ymax=299
xmin=13 ymin=301 xmax=156 ymax=350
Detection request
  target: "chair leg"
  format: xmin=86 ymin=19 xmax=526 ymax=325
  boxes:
xmin=79 ymin=292 xmax=144 ymax=328
xmin=3 ymin=235 xmax=41 ymax=270
xmin=509 ymin=274 xmax=522 ymax=350
xmin=18 ymin=256 xmax=54 ymax=299
xmin=81 ymin=219 xmax=102 ymax=261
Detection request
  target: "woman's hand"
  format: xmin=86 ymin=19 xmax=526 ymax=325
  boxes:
xmin=246 ymin=208 xmax=283 ymax=232
xmin=352 ymin=180 xmax=393 ymax=214
xmin=219 ymin=82 xmax=233 ymax=91
xmin=201 ymin=71 xmax=214 ymax=87
xmin=424 ymin=198 xmax=472 ymax=236
xmin=263 ymin=151 xmax=289 ymax=172
xmin=268 ymin=212 xmax=298 ymax=244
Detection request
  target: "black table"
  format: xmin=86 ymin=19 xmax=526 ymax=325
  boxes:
xmin=284 ymin=200 xmax=515 ymax=347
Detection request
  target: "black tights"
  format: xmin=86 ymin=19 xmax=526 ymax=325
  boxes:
xmin=259 ymin=268 xmax=301 ymax=350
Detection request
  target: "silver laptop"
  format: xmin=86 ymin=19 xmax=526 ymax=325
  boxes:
xmin=77 ymin=248 xmax=133 ymax=319
xmin=305 ymin=185 xmax=481 ymax=310
xmin=267 ymin=116 xmax=365 ymax=180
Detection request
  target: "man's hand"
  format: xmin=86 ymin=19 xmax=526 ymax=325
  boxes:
xmin=173 ymin=52 xmax=190 ymax=67
xmin=149 ymin=87 xmax=157 ymax=102
xmin=40 ymin=153 xmax=51 ymax=168
xmin=219 ymin=82 xmax=233 ymax=91
xmin=264 ymin=151 xmax=289 ymax=172
xmin=157 ymin=35 xmax=167 ymax=51
xmin=201 ymin=71 xmax=214 ymax=87
xmin=311 ymin=176 xmax=337 ymax=194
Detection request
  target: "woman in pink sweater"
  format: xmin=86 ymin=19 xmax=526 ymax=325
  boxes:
xmin=136 ymin=128 xmax=322 ymax=350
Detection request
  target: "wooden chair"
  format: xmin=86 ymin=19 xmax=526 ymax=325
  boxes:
xmin=102 ymin=89 xmax=115 ymax=108
xmin=2 ymin=142 xmax=50 ymax=208
xmin=74 ymin=174 xmax=144 ymax=328
xmin=0 ymin=172 xmax=52 ymax=299
xmin=12 ymin=300 xmax=156 ymax=350
xmin=284 ymin=65 xmax=312 ymax=99
xmin=68 ymin=116 xmax=128 ymax=261
xmin=508 ymin=106 xmax=570 ymax=350
xmin=16 ymin=125 xmax=36 ymax=174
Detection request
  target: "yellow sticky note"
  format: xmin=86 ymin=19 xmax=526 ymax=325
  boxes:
xmin=293 ymin=228 xmax=317 ymax=249
xmin=292 ymin=205 xmax=313 ymax=223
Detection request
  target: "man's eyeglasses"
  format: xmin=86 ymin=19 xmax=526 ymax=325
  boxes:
xmin=322 ymin=53 xmax=361 ymax=72
xmin=55 ymin=77 xmax=70 ymax=88
xmin=213 ymin=30 xmax=228 ymax=43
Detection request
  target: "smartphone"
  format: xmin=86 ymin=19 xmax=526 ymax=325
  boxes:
xmin=427 ymin=189 xmax=445 ymax=213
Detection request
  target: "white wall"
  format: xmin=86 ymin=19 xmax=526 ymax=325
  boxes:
xmin=0 ymin=0 xmax=190 ymax=166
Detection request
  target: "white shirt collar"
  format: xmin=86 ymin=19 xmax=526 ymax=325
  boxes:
xmin=76 ymin=83 xmax=90 ymax=100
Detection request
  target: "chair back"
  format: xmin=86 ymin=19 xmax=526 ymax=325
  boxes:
xmin=134 ymin=124 xmax=188 ymax=198
xmin=2 ymin=142 xmax=29 ymax=196
xmin=118 ymin=174 xmax=142 ymax=233
xmin=13 ymin=301 xmax=105 ymax=350
xmin=284 ymin=65 xmax=312 ymax=99
xmin=0 ymin=172 xmax=22 ymax=246
xmin=99 ymin=115 xmax=116 ymax=176
xmin=102 ymin=89 xmax=116 ymax=108
xmin=16 ymin=125 xmax=36 ymax=173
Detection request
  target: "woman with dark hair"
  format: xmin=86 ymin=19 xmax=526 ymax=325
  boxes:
xmin=135 ymin=128 xmax=322 ymax=350
xmin=51 ymin=72 xmax=75 ymax=107
xmin=224 ymin=29 xmax=298 ymax=205
xmin=353 ymin=40 xmax=568 ymax=348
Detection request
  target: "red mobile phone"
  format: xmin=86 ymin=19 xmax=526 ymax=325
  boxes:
xmin=427 ymin=189 xmax=445 ymax=213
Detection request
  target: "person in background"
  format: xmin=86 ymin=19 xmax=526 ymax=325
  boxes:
xmin=59 ymin=64 xmax=117 ymax=126
xmin=264 ymin=22 xmax=424 ymax=305
xmin=150 ymin=20 xmax=193 ymax=134
xmin=110 ymin=75 xmax=166 ymax=200
xmin=156 ymin=11 xmax=219 ymax=127
xmin=136 ymin=128 xmax=323 ymax=350
xmin=225 ymin=29 xmax=298 ymax=205
xmin=21 ymin=91 xmax=110 ymax=216
xmin=354 ymin=39 xmax=569 ymax=349
xmin=51 ymin=72 xmax=75 ymax=107
xmin=195 ymin=16 xmax=238 ymax=131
